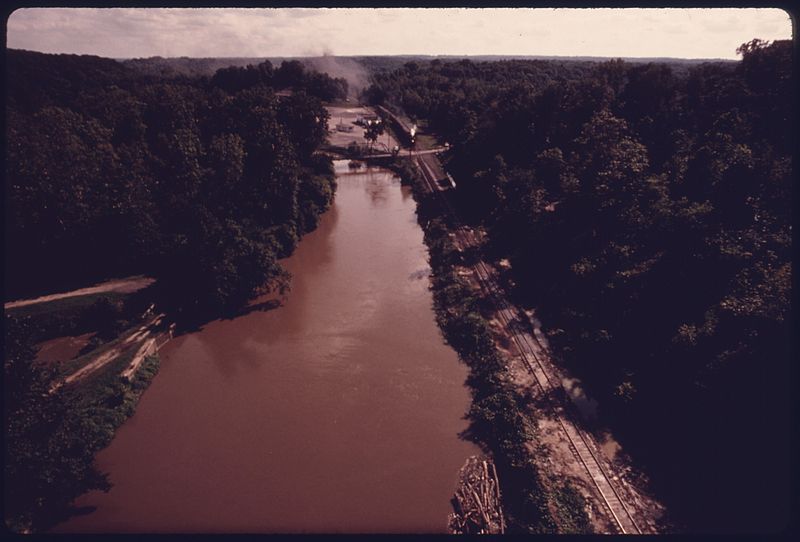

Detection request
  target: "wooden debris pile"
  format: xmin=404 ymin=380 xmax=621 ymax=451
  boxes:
xmin=448 ymin=455 xmax=505 ymax=534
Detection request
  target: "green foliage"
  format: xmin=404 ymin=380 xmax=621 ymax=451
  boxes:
xmin=4 ymin=318 xmax=106 ymax=532
xmin=363 ymin=120 xmax=385 ymax=150
xmin=3 ymin=316 xmax=163 ymax=532
xmin=5 ymin=49 xmax=341 ymax=530
xmin=380 ymin=40 xmax=792 ymax=532
xmin=549 ymin=483 xmax=592 ymax=533
xmin=7 ymin=49 xmax=337 ymax=312
xmin=5 ymin=292 xmax=132 ymax=345
xmin=396 ymin=167 xmax=591 ymax=533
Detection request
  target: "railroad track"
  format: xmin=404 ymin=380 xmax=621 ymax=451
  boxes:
xmin=413 ymin=154 xmax=644 ymax=534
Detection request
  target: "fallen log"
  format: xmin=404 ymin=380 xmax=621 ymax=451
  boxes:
xmin=448 ymin=455 xmax=505 ymax=534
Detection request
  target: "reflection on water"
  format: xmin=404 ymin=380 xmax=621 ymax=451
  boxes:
xmin=56 ymin=163 xmax=477 ymax=533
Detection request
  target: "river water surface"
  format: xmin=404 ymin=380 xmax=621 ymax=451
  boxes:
xmin=57 ymin=162 xmax=478 ymax=533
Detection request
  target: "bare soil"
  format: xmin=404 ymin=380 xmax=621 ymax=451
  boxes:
xmin=35 ymin=332 xmax=96 ymax=365
xmin=325 ymin=105 xmax=398 ymax=151
xmin=5 ymin=276 xmax=155 ymax=310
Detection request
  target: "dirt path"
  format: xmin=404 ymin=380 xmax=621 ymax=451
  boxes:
xmin=5 ymin=276 xmax=155 ymax=310
xmin=52 ymin=314 xmax=164 ymax=391
xmin=413 ymin=153 xmax=665 ymax=534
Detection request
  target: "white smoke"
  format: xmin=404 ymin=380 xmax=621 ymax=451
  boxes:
xmin=303 ymin=49 xmax=370 ymax=100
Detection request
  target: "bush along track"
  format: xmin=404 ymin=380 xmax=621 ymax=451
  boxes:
xmin=395 ymin=161 xmax=592 ymax=534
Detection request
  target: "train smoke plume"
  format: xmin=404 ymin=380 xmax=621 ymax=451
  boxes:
xmin=304 ymin=49 xmax=369 ymax=99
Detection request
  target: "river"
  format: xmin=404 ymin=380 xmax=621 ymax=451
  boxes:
xmin=56 ymin=161 xmax=478 ymax=533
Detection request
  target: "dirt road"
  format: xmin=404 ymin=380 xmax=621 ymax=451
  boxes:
xmin=5 ymin=276 xmax=155 ymax=310
xmin=52 ymin=314 xmax=164 ymax=391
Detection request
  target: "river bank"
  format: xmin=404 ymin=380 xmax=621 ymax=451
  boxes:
xmin=53 ymin=161 xmax=478 ymax=533
xmin=391 ymin=160 xmax=594 ymax=533
xmin=394 ymin=153 xmax=665 ymax=534
xmin=393 ymin=152 xmax=669 ymax=533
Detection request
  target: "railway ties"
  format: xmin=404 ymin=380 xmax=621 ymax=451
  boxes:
xmin=466 ymin=229 xmax=642 ymax=534
xmin=413 ymin=154 xmax=644 ymax=535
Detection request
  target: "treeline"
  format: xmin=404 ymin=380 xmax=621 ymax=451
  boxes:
xmin=368 ymin=40 xmax=792 ymax=532
xmin=122 ymin=56 xmax=269 ymax=79
xmin=364 ymin=58 xmax=598 ymax=142
xmin=210 ymin=59 xmax=348 ymax=100
xmin=6 ymin=49 xmax=343 ymax=312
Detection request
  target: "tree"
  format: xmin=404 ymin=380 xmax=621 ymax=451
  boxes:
xmin=4 ymin=316 xmax=110 ymax=532
xmin=274 ymin=60 xmax=305 ymax=88
xmin=364 ymin=120 xmax=385 ymax=152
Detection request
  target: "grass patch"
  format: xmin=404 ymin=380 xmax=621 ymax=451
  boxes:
xmin=6 ymin=291 xmax=128 ymax=320
xmin=69 ymin=351 xmax=161 ymax=454
xmin=6 ymin=292 xmax=130 ymax=341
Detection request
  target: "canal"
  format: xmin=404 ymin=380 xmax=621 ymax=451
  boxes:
xmin=56 ymin=161 xmax=478 ymax=533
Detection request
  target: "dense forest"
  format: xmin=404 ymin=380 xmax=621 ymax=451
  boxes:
xmin=3 ymin=42 xmax=793 ymax=533
xmin=5 ymin=49 xmax=350 ymax=531
xmin=6 ymin=49 xmax=347 ymax=312
xmin=366 ymin=39 xmax=793 ymax=533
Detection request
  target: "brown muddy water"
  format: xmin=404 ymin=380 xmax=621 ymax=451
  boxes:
xmin=35 ymin=332 xmax=95 ymax=365
xmin=56 ymin=162 xmax=478 ymax=533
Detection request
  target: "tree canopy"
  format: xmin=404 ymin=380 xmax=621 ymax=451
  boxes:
xmin=366 ymin=40 xmax=792 ymax=532
xmin=6 ymin=50 xmax=341 ymax=313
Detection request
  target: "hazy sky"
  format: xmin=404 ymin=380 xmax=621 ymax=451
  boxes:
xmin=6 ymin=7 xmax=793 ymax=60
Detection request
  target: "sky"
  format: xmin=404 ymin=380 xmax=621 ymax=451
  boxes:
xmin=6 ymin=7 xmax=793 ymax=60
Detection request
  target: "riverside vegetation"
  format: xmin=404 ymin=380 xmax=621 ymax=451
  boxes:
xmin=4 ymin=40 xmax=792 ymax=533
xmin=370 ymin=39 xmax=792 ymax=532
xmin=5 ymin=50 xmax=346 ymax=532
xmin=394 ymin=160 xmax=592 ymax=534
xmin=7 ymin=50 xmax=344 ymax=309
xmin=5 ymin=304 xmax=160 ymax=532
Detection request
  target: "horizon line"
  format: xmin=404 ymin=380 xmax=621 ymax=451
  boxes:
xmin=10 ymin=48 xmax=741 ymax=63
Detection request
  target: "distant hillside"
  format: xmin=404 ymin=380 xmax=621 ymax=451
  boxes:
xmin=118 ymin=55 xmax=401 ymax=80
xmin=7 ymin=49 xmax=134 ymax=113
xmin=423 ymin=54 xmax=735 ymax=64
xmin=119 ymin=56 xmax=268 ymax=78
xmin=118 ymin=54 xmax=737 ymax=80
